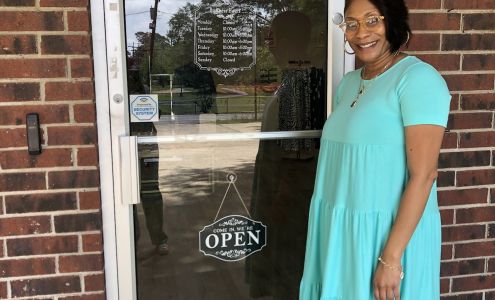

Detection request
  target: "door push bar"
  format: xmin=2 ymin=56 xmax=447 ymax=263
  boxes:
xmin=119 ymin=131 xmax=323 ymax=205
xmin=119 ymin=136 xmax=141 ymax=205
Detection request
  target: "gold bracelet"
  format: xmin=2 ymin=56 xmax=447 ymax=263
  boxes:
xmin=378 ymin=256 xmax=405 ymax=280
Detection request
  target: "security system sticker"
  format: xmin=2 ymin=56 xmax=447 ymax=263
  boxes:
xmin=130 ymin=94 xmax=159 ymax=122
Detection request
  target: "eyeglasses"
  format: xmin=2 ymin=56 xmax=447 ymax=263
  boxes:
xmin=338 ymin=15 xmax=385 ymax=34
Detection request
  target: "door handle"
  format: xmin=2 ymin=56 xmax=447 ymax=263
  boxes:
xmin=119 ymin=136 xmax=141 ymax=205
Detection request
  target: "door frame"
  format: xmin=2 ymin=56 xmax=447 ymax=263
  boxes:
xmin=90 ymin=0 xmax=353 ymax=299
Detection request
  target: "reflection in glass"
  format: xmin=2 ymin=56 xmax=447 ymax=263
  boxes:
xmin=124 ymin=0 xmax=328 ymax=298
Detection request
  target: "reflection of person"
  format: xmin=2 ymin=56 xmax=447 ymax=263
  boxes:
xmin=246 ymin=11 xmax=324 ymax=300
xmin=127 ymin=66 xmax=169 ymax=256
xmin=300 ymin=0 xmax=451 ymax=299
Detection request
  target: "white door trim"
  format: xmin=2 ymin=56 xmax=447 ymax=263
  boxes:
xmin=91 ymin=0 xmax=135 ymax=299
xmin=91 ymin=0 xmax=351 ymax=299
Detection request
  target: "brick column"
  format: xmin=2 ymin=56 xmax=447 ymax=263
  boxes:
xmin=406 ymin=0 xmax=495 ymax=298
xmin=0 ymin=0 xmax=105 ymax=299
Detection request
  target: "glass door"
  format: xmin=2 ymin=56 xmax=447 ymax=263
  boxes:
xmin=109 ymin=0 xmax=349 ymax=298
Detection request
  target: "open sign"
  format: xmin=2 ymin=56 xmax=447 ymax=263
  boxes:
xmin=199 ymin=215 xmax=267 ymax=261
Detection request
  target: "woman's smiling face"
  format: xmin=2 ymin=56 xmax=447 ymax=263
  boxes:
xmin=344 ymin=0 xmax=391 ymax=64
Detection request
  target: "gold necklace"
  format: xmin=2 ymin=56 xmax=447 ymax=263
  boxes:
xmin=350 ymin=54 xmax=398 ymax=108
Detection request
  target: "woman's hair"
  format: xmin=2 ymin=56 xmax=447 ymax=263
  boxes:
xmin=345 ymin=0 xmax=412 ymax=53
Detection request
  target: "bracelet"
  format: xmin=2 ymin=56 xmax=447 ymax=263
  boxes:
xmin=378 ymin=256 xmax=405 ymax=280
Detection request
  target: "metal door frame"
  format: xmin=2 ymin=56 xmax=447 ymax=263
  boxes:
xmin=90 ymin=0 xmax=353 ymax=298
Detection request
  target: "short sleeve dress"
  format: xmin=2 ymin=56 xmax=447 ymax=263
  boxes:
xmin=299 ymin=56 xmax=451 ymax=299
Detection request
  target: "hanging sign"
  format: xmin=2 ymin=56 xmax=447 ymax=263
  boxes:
xmin=130 ymin=94 xmax=159 ymax=122
xmin=193 ymin=0 xmax=256 ymax=78
xmin=199 ymin=173 xmax=267 ymax=261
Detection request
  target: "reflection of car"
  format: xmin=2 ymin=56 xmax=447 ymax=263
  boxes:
xmin=260 ymin=83 xmax=279 ymax=93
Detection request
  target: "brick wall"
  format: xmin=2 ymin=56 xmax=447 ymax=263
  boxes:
xmin=0 ymin=0 xmax=104 ymax=299
xmin=405 ymin=0 xmax=495 ymax=298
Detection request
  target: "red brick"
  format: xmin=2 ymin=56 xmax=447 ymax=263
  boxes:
xmin=7 ymin=235 xmax=78 ymax=256
xmin=452 ymin=275 xmax=495 ymax=292
xmin=457 ymin=169 xmax=495 ymax=187
xmin=85 ymin=274 xmax=105 ymax=291
xmin=47 ymin=126 xmax=97 ymax=145
xmin=439 ymin=151 xmax=491 ymax=168
xmin=54 ymin=213 xmax=102 ymax=233
xmin=0 ymin=35 xmax=36 ymax=55
xmin=46 ymin=81 xmax=94 ymax=101
xmin=489 ymin=258 xmax=495 ymax=272
xmin=79 ymin=191 xmax=101 ymax=210
xmin=464 ymin=54 xmax=495 ymax=71
xmin=441 ymin=259 xmax=484 ymax=277
xmin=0 ymin=216 xmax=50 ymax=236
xmin=407 ymin=34 xmax=440 ymax=51
xmin=440 ymin=209 xmax=454 ymax=224
xmin=0 ymin=172 xmax=45 ymax=192
xmin=77 ymin=147 xmax=98 ymax=166
xmin=0 ymin=128 xmax=27 ymax=147
xmin=60 ymin=254 xmax=103 ymax=272
xmin=0 ymin=258 xmax=55 ymax=277
xmin=444 ymin=0 xmax=495 ymax=9
xmin=488 ymin=291 xmax=495 ymax=300
xmin=71 ymin=58 xmax=93 ymax=78
xmin=415 ymin=54 xmax=460 ymax=71
xmin=409 ymin=13 xmax=461 ymax=31
xmin=5 ymin=192 xmax=77 ymax=214
xmin=455 ymin=241 xmax=495 ymax=258
xmin=460 ymin=131 xmax=495 ymax=148
xmin=40 ymin=0 xmax=88 ymax=7
xmin=492 ymin=188 xmax=495 ymax=203
xmin=0 ymin=104 xmax=69 ymax=126
xmin=74 ymin=104 xmax=96 ymax=123
xmin=0 ymin=83 xmax=39 ymax=102
xmin=0 ymin=0 xmax=34 ymax=5
xmin=457 ymin=206 xmax=495 ymax=223
xmin=68 ymin=11 xmax=90 ymax=31
xmin=442 ymin=293 xmax=483 ymax=300
xmin=442 ymin=224 xmax=485 ymax=242
xmin=49 ymin=170 xmax=99 ymax=189
xmin=461 ymin=94 xmax=495 ymax=110
xmin=447 ymin=113 xmax=493 ymax=130
xmin=0 ymin=148 xmax=72 ymax=169
xmin=438 ymin=188 xmax=488 ymax=206
xmin=443 ymin=34 xmax=495 ymax=51
xmin=11 ymin=276 xmax=81 ymax=297
xmin=0 ymin=282 xmax=6 ymax=299
xmin=443 ymin=74 xmax=494 ymax=91
xmin=463 ymin=13 xmax=495 ymax=30
xmin=41 ymin=35 xmax=91 ymax=55
xmin=82 ymin=233 xmax=103 ymax=252
xmin=0 ymin=11 xmax=63 ymax=31
xmin=405 ymin=0 xmax=441 ymax=9
xmin=438 ymin=171 xmax=455 ymax=187
xmin=0 ymin=59 xmax=66 ymax=79
xmin=59 ymin=294 xmax=106 ymax=300
xmin=442 ymin=244 xmax=453 ymax=260
xmin=441 ymin=132 xmax=458 ymax=149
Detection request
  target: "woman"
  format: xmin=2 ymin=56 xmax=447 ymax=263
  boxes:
xmin=299 ymin=0 xmax=451 ymax=299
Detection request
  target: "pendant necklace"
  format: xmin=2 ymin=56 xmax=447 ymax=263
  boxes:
xmin=350 ymin=54 xmax=398 ymax=108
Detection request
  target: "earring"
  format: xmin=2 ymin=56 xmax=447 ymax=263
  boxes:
xmin=344 ymin=39 xmax=355 ymax=55
xmin=403 ymin=32 xmax=410 ymax=46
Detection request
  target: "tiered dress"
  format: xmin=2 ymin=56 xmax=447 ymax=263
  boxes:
xmin=299 ymin=56 xmax=451 ymax=299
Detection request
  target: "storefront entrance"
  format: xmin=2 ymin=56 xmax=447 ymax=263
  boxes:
xmin=93 ymin=0 xmax=351 ymax=298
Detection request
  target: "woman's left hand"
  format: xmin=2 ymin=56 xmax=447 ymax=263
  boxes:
xmin=373 ymin=260 xmax=402 ymax=300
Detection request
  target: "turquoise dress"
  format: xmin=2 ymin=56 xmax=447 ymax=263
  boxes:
xmin=299 ymin=56 xmax=451 ymax=299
